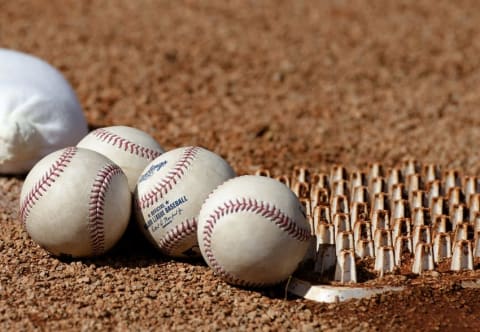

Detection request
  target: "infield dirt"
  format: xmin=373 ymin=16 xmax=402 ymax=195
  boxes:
xmin=2 ymin=1 xmax=480 ymax=330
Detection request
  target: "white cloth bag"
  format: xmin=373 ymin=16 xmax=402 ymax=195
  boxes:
xmin=0 ymin=48 xmax=88 ymax=174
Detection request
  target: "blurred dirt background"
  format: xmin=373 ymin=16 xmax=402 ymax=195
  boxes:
xmin=2 ymin=0 xmax=480 ymax=330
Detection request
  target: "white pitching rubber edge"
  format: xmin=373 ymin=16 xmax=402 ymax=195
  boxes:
xmin=287 ymin=278 xmax=404 ymax=303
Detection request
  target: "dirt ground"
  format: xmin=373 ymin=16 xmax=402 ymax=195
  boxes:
xmin=2 ymin=0 xmax=480 ymax=330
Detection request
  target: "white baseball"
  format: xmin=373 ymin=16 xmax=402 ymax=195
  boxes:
xmin=0 ymin=48 xmax=88 ymax=174
xmin=77 ymin=126 xmax=165 ymax=191
xmin=197 ymin=175 xmax=311 ymax=287
xmin=19 ymin=147 xmax=131 ymax=258
xmin=134 ymin=146 xmax=236 ymax=258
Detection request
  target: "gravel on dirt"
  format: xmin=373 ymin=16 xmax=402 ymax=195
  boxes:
xmin=2 ymin=0 xmax=480 ymax=330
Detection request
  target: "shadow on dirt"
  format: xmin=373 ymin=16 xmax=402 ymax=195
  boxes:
xmin=56 ymin=214 xmax=207 ymax=270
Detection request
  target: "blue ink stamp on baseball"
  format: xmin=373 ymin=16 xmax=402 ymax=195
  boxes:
xmin=144 ymin=196 xmax=189 ymax=230
xmin=139 ymin=160 xmax=168 ymax=183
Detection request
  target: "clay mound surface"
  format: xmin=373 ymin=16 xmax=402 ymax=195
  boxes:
xmin=2 ymin=1 xmax=480 ymax=330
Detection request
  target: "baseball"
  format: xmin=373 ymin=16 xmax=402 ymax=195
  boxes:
xmin=197 ymin=175 xmax=311 ymax=287
xmin=77 ymin=125 xmax=165 ymax=191
xmin=0 ymin=48 xmax=88 ymax=174
xmin=134 ymin=146 xmax=235 ymax=258
xmin=19 ymin=147 xmax=131 ymax=258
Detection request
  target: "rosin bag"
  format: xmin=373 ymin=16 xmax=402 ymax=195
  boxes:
xmin=0 ymin=48 xmax=88 ymax=174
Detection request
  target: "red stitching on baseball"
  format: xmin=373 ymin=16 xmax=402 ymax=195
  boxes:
xmin=88 ymin=163 xmax=124 ymax=255
xmin=202 ymin=197 xmax=311 ymax=287
xmin=157 ymin=218 xmax=197 ymax=255
xmin=19 ymin=147 xmax=77 ymax=226
xmin=92 ymin=128 xmax=162 ymax=161
xmin=138 ymin=147 xmax=200 ymax=208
